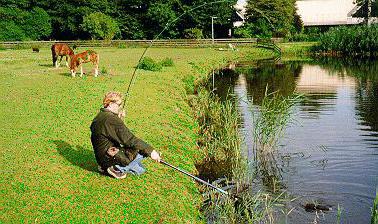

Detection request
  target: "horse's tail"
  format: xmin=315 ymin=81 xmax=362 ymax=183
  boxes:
xmin=51 ymin=45 xmax=57 ymax=66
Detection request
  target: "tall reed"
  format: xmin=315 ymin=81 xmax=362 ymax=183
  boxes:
xmin=187 ymin=63 xmax=284 ymax=223
xmin=312 ymin=24 xmax=378 ymax=57
xmin=252 ymin=89 xmax=302 ymax=151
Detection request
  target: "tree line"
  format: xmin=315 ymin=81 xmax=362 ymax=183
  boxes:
xmin=0 ymin=0 xmax=303 ymax=41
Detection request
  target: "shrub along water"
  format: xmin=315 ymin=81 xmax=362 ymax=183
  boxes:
xmin=312 ymin=24 xmax=378 ymax=57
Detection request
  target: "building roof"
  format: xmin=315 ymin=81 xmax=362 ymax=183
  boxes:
xmin=296 ymin=0 xmax=362 ymax=26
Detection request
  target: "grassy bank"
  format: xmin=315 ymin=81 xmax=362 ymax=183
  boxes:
xmin=0 ymin=46 xmax=276 ymax=223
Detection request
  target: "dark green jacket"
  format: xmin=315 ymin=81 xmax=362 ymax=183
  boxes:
xmin=90 ymin=108 xmax=154 ymax=168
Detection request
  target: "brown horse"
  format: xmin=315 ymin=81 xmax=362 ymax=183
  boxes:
xmin=69 ymin=50 xmax=99 ymax=77
xmin=51 ymin=43 xmax=75 ymax=68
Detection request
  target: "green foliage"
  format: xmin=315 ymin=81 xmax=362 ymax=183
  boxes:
xmin=245 ymin=0 xmax=298 ymax=37
xmin=136 ymin=57 xmax=162 ymax=71
xmin=160 ymin=58 xmax=174 ymax=67
xmin=233 ymin=24 xmax=254 ymax=38
xmin=136 ymin=57 xmax=174 ymax=71
xmin=116 ymin=14 xmax=146 ymax=39
xmin=81 ymin=12 xmax=120 ymax=40
xmin=0 ymin=6 xmax=51 ymax=40
xmin=0 ymin=0 xmax=236 ymax=40
xmin=0 ymin=20 xmax=27 ymax=41
xmin=312 ymin=25 xmax=378 ymax=56
xmin=234 ymin=17 xmax=280 ymax=38
xmin=183 ymin=28 xmax=203 ymax=39
xmin=292 ymin=12 xmax=304 ymax=33
xmin=145 ymin=2 xmax=178 ymax=38
xmin=24 ymin=7 xmax=52 ymax=40
xmin=287 ymin=27 xmax=329 ymax=42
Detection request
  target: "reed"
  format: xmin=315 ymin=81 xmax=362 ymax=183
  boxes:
xmin=372 ymin=189 xmax=378 ymax=224
xmin=187 ymin=63 xmax=283 ymax=223
xmin=336 ymin=204 xmax=343 ymax=224
xmin=251 ymin=89 xmax=302 ymax=151
xmin=312 ymin=24 xmax=378 ymax=57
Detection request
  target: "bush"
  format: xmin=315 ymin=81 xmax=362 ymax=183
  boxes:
xmin=81 ymin=12 xmax=120 ymax=40
xmin=183 ymin=28 xmax=203 ymax=39
xmin=117 ymin=43 xmax=127 ymax=48
xmin=233 ymin=20 xmax=273 ymax=38
xmin=137 ymin=57 xmax=162 ymax=71
xmin=160 ymin=58 xmax=174 ymax=67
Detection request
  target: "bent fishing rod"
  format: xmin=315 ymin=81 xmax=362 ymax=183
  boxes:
xmin=160 ymin=160 xmax=228 ymax=195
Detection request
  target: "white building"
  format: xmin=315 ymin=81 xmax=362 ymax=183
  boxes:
xmin=235 ymin=0 xmax=377 ymax=27
xmin=296 ymin=0 xmax=363 ymax=26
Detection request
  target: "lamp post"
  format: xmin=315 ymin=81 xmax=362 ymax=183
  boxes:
xmin=211 ymin=16 xmax=217 ymax=44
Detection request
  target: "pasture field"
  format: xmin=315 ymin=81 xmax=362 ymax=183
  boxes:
xmin=0 ymin=46 xmax=274 ymax=223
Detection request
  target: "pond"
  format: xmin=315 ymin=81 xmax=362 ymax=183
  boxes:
xmin=211 ymin=58 xmax=378 ymax=223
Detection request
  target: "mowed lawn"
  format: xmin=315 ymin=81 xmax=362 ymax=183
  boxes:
xmin=0 ymin=46 xmax=272 ymax=223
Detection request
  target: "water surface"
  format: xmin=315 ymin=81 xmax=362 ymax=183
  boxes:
xmin=213 ymin=58 xmax=378 ymax=223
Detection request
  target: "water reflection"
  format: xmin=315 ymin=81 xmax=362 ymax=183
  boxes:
xmin=239 ymin=62 xmax=300 ymax=104
xmin=212 ymin=58 xmax=378 ymax=224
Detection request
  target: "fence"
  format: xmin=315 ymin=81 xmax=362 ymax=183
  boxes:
xmin=0 ymin=38 xmax=283 ymax=49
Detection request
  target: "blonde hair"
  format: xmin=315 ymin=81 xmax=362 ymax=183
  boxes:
xmin=103 ymin=91 xmax=123 ymax=108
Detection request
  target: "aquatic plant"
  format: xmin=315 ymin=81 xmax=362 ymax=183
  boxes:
xmin=337 ymin=204 xmax=343 ymax=224
xmin=251 ymin=89 xmax=302 ymax=151
xmin=372 ymin=189 xmax=378 ymax=224
xmin=188 ymin=63 xmax=283 ymax=223
xmin=312 ymin=24 xmax=378 ymax=57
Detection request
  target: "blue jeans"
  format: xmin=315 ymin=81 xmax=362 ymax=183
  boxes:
xmin=115 ymin=154 xmax=146 ymax=175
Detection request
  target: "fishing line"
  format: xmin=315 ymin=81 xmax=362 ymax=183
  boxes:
xmin=122 ymin=0 xmax=236 ymax=108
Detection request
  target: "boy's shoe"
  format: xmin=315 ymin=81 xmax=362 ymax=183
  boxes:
xmin=107 ymin=166 xmax=127 ymax=179
xmin=98 ymin=166 xmax=105 ymax=173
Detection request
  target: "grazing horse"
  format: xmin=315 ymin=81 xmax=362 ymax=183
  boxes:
xmin=51 ymin=43 xmax=75 ymax=68
xmin=69 ymin=50 xmax=99 ymax=77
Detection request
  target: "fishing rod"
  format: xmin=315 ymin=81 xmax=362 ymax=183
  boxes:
xmin=160 ymin=160 xmax=229 ymax=195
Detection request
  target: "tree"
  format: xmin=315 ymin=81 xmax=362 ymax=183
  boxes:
xmin=182 ymin=0 xmax=235 ymax=38
xmin=0 ymin=20 xmax=26 ymax=41
xmin=81 ymin=12 xmax=120 ymax=40
xmin=145 ymin=2 xmax=179 ymax=38
xmin=22 ymin=7 xmax=52 ymax=40
xmin=0 ymin=6 xmax=51 ymax=40
xmin=244 ymin=0 xmax=297 ymax=37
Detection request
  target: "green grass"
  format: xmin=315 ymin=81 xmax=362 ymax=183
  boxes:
xmin=0 ymin=46 xmax=278 ymax=223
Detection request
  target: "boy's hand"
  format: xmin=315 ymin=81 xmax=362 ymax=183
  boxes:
xmin=150 ymin=150 xmax=161 ymax=163
xmin=118 ymin=109 xmax=126 ymax=120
